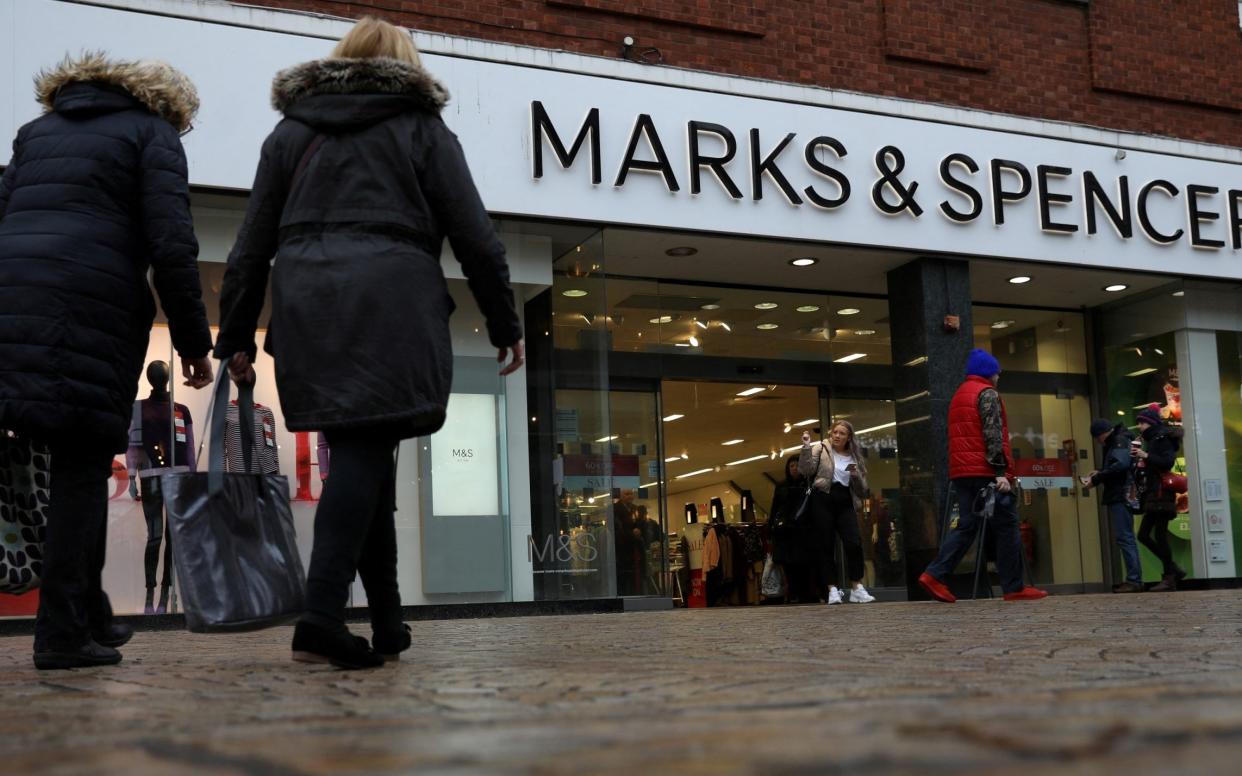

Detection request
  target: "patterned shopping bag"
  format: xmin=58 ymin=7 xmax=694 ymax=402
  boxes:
xmin=0 ymin=432 xmax=51 ymax=594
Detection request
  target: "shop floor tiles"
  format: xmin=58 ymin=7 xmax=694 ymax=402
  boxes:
xmin=2 ymin=590 xmax=1241 ymax=774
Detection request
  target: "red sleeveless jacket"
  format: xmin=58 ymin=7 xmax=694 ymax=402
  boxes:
xmin=948 ymin=375 xmax=1014 ymax=480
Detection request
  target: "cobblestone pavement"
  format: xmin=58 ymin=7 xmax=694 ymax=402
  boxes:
xmin=2 ymin=590 xmax=1242 ymax=775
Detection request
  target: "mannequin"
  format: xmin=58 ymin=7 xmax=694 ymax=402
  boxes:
xmin=224 ymin=367 xmax=281 ymax=474
xmin=126 ymin=361 xmax=196 ymax=614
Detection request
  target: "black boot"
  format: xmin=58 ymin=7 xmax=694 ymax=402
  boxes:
xmin=372 ymin=623 xmax=412 ymax=661
xmin=291 ymin=621 xmax=384 ymax=670
xmin=92 ymin=622 xmax=134 ymax=648
xmin=34 ymin=639 xmax=122 ymax=670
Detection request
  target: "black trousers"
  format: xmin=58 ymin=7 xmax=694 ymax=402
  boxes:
xmin=809 ymin=484 xmax=865 ymax=594
xmin=139 ymin=475 xmax=173 ymax=590
xmin=1137 ymin=510 xmax=1178 ymax=576
xmin=34 ymin=443 xmax=115 ymax=652
xmin=303 ymin=429 xmax=402 ymax=632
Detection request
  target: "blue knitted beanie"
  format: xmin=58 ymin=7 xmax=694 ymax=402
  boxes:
xmin=965 ymin=348 xmax=1001 ymax=378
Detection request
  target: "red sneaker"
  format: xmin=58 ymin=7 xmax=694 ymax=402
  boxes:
xmin=918 ymin=572 xmax=956 ymax=603
xmin=1002 ymin=586 xmax=1048 ymax=601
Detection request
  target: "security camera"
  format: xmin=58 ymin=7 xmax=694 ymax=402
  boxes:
xmin=623 ymin=36 xmax=636 ymax=47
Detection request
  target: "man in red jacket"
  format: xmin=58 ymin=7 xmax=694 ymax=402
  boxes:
xmin=918 ymin=349 xmax=1048 ymax=603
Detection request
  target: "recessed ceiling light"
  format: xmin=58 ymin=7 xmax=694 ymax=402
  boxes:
xmin=854 ymin=329 xmax=877 ymax=336
xmin=700 ymin=303 xmax=721 ymax=310
xmin=756 ymin=323 xmax=779 ymax=330
xmin=663 ymin=414 xmax=684 ymax=422
xmin=719 ymin=322 xmax=732 ymax=332
xmin=991 ymin=320 xmax=1015 ymax=330
xmin=665 ymin=246 xmax=698 ymax=257
xmin=726 ymin=454 xmax=769 ymax=466
xmin=561 ymin=289 xmax=588 ymax=298
xmin=754 ymin=302 xmax=779 ymax=310
xmin=649 ymin=315 xmax=673 ymax=324
xmin=694 ymin=320 xmax=708 ymax=330
xmin=736 ymin=387 xmax=766 ymax=397
xmin=688 ymin=335 xmax=699 ymax=347
xmin=721 ymin=439 xmax=746 ymax=446
xmin=796 ymin=305 xmax=821 ymax=313
xmin=1172 ymin=290 xmax=1185 ymax=297
xmin=1008 ymin=276 xmax=1032 ymax=285
xmin=837 ymin=308 xmax=861 ymax=316
xmin=788 ymin=257 xmax=818 ymax=267
xmin=1103 ymin=284 xmax=1129 ymax=292
xmin=793 ymin=418 xmax=818 ymax=427
xmin=1126 ymin=368 xmax=1158 ymax=377
xmin=675 ymin=467 xmax=714 ymax=480
xmin=595 ymin=434 xmax=618 ymax=442
xmin=835 ymin=353 xmax=867 ymax=363
xmin=664 ymin=456 xmax=682 ymax=463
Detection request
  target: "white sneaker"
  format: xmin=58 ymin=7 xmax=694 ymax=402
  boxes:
xmin=849 ymin=585 xmax=876 ymax=604
xmin=827 ymin=586 xmax=843 ymax=605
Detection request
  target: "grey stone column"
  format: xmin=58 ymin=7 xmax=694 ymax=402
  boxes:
xmin=886 ymin=258 xmax=973 ymax=600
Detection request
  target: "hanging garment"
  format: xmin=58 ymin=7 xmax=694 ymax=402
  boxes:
xmin=225 ymin=401 xmax=281 ymax=474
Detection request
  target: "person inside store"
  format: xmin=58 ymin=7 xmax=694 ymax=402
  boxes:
xmin=215 ymin=16 xmax=525 ymax=669
xmin=1132 ymin=405 xmax=1186 ymax=592
xmin=799 ymin=421 xmax=876 ymax=604
xmin=0 ymin=53 xmax=215 ymax=669
xmin=769 ymin=454 xmax=814 ymax=603
xmin=1081 ymin=418 xmax=1144 ymax=593
xmin=612 ymin=488 xmax=643 ymax=596
xmin=636 ymin=504 xmax=663 ymax=595
xmin=918 ymin=349 xmax=1048 ymax=603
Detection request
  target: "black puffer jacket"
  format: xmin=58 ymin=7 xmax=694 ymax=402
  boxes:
xmin=1089 ymin=425 xmax=1135 ymax=506
xmin=1139 ymin=422 xmax=1182 ymax=513
xmin=215 ymin=57 xmax=522 ymax=438
xmin=0 ymin=54 xmax=212 ymax=452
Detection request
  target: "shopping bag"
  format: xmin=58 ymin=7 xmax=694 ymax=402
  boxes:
xmin=161 ymin=370 xmax=305 ymax=632
xmin=761 ymin=554 xmax=784 ymax=598
xmin=0 ymin=432 xmax=50 ymax=594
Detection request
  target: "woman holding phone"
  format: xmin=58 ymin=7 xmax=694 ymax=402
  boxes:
xmin=799 ymin=420 xmax=875 ymax=604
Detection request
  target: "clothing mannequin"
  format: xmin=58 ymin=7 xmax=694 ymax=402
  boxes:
xmin=126 ymin=361 xmax=196 ymax=614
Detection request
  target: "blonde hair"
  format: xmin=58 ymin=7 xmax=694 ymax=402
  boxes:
xmin=332 ymin=17 xmax=421 ymax=65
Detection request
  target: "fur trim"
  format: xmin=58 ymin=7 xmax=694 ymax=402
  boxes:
xmin=271 ymin=57 xmax=449 ymax=114
xmin=35 ymin=52 xmax=198 ymax=133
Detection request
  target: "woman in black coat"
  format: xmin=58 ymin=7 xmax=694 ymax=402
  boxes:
xmin=0 ymin=54 xmax=214 ymax=669
xmin=215 ymin=18 xmax=524 ymax=669
xmin=1132 ymin=406 xmax=1185 ymax=591
xmin=769 ymin=455 xmax=814 ymax=603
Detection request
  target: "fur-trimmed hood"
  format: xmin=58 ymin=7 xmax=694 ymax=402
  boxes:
xmin=35 ymin=52 xmax=198 ymax=133
xmin=271 ymin=57 xmax=449 ymax=115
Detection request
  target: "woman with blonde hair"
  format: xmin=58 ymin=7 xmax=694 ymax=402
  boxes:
xmin=216 ymin=17 xmax=524 ymax=668
xmin=799 ymin=420 xmax=874 ymax=604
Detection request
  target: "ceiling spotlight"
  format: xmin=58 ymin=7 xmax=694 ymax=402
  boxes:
xmin=719 ymin=322 xmax=732 ymax=332
xmin=665 ymin=246 xmax=698 ymax=257
xmin=649 ymin=315 xmax=673 ymax=324
xmin=688 ymin=335 xmax=699 ymax=347
xmin=726 ymin=454 xmax=769 ymax=466
xmin=1172 ymin=290 xmax=1185 ymax=297
xmin=795 ymin=305 xmax=821 ymax=313
xmin=700 ymin=303 xmax=721 ymax=310
xmin=663 ymin=413 xmax=684 ymax=422
xmin=788 ymin=257 xmax=818 ymax=267
xmin=736 ymin=387 xmax=766 ymax=397
xmin=664 ymin=456 xmax=682 ymax=463
xmin=754 ymin=302 xmax=778 ymax=310
xmin=694 ymin=320 xmax=708 ymax=330
xmin=854 ymin=329 xmax=877 ymax=336
xmin=721 ymin=439 xmax=746 ymax=446
xmin=1008 ymin=276 xmax=1032 ymax=285
xmin=835 ymin=353 xmax=867 ymax=363
xmin=837 ymin=308 xmax=861 ymax=316
xmin=756 ymin=323 xmax=779 ymax=330
xmin=783 ymin=423 xmax=793 ymax=433
xmin=1103 ymin=284 xmax=1129 ymax=293
xmin=561 ymin=289 xmax=588 ymax=298
xmin=991 ymin=320 xmax=1015 ymax=330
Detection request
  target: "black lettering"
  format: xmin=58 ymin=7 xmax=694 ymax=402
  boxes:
xmin=1187 ymin=184 xmax=1225 ymax=249
xmin=803 ymin=136 xmax=850 ymax=209
xmin=531 ymin=101 xmax=601 ymax=184
xmin=687 ymin=121 xmax=742 ymax=198
xmin=872 ymin=146 xmax=922 ymax=216
xmin=1137 ymin=179 xmax=1184 ymax=245
xmin=1036 ymin=165 xmax=1078 ymax=234
xmin=614 ymin=114 xmax=680 ymax=192
xmin=1082 ymin=172 xmax=1132 ymax=239
xmin=749 ymin=129 xmax=802 ymax=204
xmin=938 ymin=153 xmax=982 ymax=223
xmin=1229 ymin=190 xmax=1242 ymax=250
xmin=989 ymin=159 xmax=1032 ymax=226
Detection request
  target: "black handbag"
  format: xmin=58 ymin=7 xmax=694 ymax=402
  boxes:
xmin=792 ymin=445 xmax=822 ymax=522
xmin=160 ymin=370 xmax=306 ymax=632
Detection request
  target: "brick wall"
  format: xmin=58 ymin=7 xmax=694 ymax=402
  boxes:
xmin=254 ymin=0 xmax=1242 ymax=147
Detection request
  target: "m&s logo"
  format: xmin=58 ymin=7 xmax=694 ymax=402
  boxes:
xmin=452 ymin=448 xmax=475 ymax=460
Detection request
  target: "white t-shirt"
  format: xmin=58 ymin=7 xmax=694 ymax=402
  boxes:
xmin=833 ymin=453 xmax=855 ymax=487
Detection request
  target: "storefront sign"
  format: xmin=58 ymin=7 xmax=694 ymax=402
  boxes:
xmin=1015 ymin=458 xmax=1074 ymax=490
xmin=561 ymin=454 xmax=641 ymax=492
xmin=430 ymin=393 xmax=500 ymax=517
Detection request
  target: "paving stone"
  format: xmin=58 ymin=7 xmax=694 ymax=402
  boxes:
xmin=2 ymin=591 xmax=1242 ymax=774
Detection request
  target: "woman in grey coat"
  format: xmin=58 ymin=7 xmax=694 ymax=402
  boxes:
xmin=216 ymin=18 xmax=524 ymax=669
